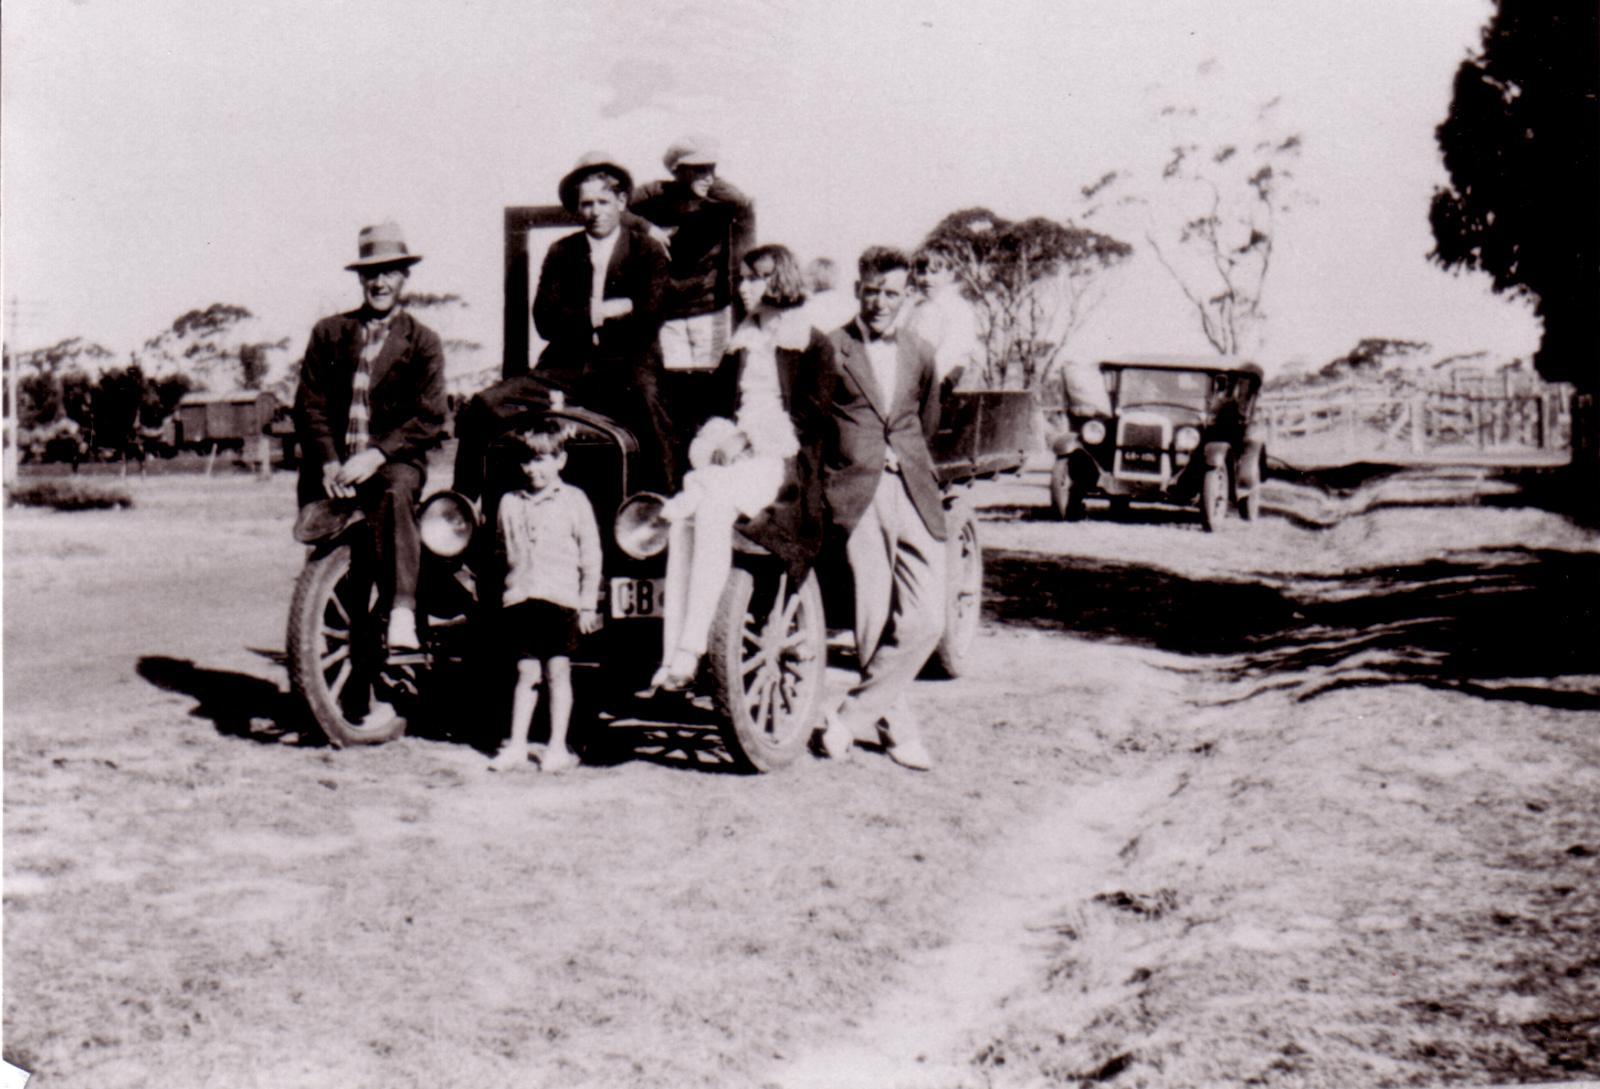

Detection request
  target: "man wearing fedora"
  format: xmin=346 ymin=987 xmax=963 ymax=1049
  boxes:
xmin=293 ymin=221 xmax=446 ymax=653
xmin=454 ymin=152 xmax=674 ymax=498
xmin=630 ymin=135 xmax=755 ymax=453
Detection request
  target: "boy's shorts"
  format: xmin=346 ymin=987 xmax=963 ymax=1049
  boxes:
xmin=501 ymin=599 xmax=579 ymax=661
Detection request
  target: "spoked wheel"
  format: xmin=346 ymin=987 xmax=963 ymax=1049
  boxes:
xmin=707 ymin=567 xmax=826 ymax=772
xmin=286 ymin=544 xmax=407 ymax=747
xmin=1200 ymin=466 xmax=1230 ymax=532
xmin=1235 ymin=447 xmax=1263 ymax=522
xmin=1049 ymin=458 xmax=1083 ymax=521
xmin=932 ymin=498 xmax=982 ymax=678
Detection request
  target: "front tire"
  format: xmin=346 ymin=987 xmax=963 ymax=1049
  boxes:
xmin=1200 ymin=466 xmax=1229 ymax=532
xmin=1049 ymin=458 xmax=1084 ymax=521
xmin=1235 ymin=447 xmax=1263 ymax=521
xmin=932 ymin=498 xmax=982 ymax=678
xmin=286 ymin=544 xmax=407 ymax=747
xmin=707 ymin=567 xmax=826 ymax=773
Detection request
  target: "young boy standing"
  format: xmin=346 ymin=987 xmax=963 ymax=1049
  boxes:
xmin=490 ymin=421 xmax=602 ymax=772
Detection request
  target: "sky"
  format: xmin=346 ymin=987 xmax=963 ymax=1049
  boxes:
xmin=1 ymin=0 xmax=1542 ymax=384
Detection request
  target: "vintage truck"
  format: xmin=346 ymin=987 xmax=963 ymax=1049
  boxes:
xmin=285 ymin=208 xmax=1035 ymax=770
xmin=1048 ymin=356 xmax=1265 ymax=531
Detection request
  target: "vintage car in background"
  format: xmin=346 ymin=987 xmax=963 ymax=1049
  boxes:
xmin=283 ymin=206 xmax=1036 ymax=771
xmin=1048 ymin=356 xmax=1265 ymax=531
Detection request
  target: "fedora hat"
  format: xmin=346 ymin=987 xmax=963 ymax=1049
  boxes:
xmin=558 ymin=152 xmax=633 ymax=214
xmin=345 ymin=221 xmax=423 ymax=271
xmin=663 ymin=134 xmax=719 ymax=172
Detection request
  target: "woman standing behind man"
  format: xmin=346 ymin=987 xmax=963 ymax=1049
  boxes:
xmin=643 ymin=244 xmax=833 ymax=694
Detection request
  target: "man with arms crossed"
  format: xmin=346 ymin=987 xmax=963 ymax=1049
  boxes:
xmin=817 ymin=247 xmax=948 ymax=771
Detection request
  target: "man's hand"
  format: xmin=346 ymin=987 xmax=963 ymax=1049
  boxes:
xmin=326 ymin=448 xmax=386 ymax=496
xmin=591 ymin=298 xmax=634 ymax=327
xmin=578 ymin=608 xmax=602 ymax=634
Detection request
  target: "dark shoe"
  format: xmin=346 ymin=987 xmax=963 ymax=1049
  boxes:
xmin=293 ymin=499 xmax=363 ymax=544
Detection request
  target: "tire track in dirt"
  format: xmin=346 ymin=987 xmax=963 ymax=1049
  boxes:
xmin=769 ymin=743 xmax=1189 ymax=1088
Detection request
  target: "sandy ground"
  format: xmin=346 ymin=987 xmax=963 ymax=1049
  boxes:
xmin=4 ymin=466 xmax=1598 ymax=1088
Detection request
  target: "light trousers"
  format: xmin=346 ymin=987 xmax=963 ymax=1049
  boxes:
xmin=839 ymin=469 xmax=946 ymax=735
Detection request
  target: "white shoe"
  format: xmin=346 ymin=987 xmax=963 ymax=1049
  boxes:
xmin=887 ymin=733 xmax=932 ymax=771
xmin=818 ymin=707 xmax=854 ymax=762
xmin=883 ymin=705 xmax=932 ymax=771
xmin=387 ymin=606 xmax=420 ymax=651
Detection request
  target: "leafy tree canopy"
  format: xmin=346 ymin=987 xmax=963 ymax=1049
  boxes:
xmin=1430 ymin=0 xmax=1599 ymax=388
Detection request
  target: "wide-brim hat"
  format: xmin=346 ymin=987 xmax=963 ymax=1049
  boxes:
xmin=663 ymin=134 xmax=719 ymax=172
xmin=558 ymin=152 xmax=634 ymax=213
xmin=345 ymin=221 xmax=423 ymax=271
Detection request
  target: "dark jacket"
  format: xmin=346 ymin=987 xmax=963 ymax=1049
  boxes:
xmin=709 ymin=324 xmax=833 ymax=580
xmin=532 ymin=220 xmax=670 ymax=388
xmin=293 ymin=307 xmax=446 ymax=471
xmin=820 ymin=322 xmax=946 ymax=541
xmin=630 ymin=177 xmax=755 ymax=319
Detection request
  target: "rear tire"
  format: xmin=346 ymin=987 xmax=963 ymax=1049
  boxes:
xmin=707 ymin=567 xmax=826 ymax=773
xmin=932 ymin=499 xmax=982 ymax=678
xmin=287 ymin=545 xmax=407 ymax=747
xmin=1200 ymin=466 xmax=1229 ymax=532
xmin=1049 ymin=458 xmax=1083 ymax=521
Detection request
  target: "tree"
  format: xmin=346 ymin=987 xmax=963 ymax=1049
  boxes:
xmin=922 ymin=208 xmax=1132 ymax=389
xmin=12 ymin=338 xmax=115 ymax=429
xmin=137 ymin=303 xmax=289 ymax=392
xmin=1316 ymin=337 xmax=1431 ymax=382
xmin=1087 ymin=95 xmax=1303 ymax=357
xmin=1149 ymin=120 xmax=1300 ymax=356
xmin=1429 ymin=0 xmax=1599 ymax=391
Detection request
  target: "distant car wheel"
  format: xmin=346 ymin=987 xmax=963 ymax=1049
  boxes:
xmin=1200 ymin=466 xmax=1229 ymax=532
xmin=931 ymin=498 xmax=982 ymax=678
xmin=1235 ymin=447 xmax=1263 ymax=521
xmin=287 ymin=544 xmax=407 ymax=747
xmin=1108 ymin=496 xmax=1133 ymax=520
xmin=1049 ymin=458 xmax=1084 ymax=521
xmin=707 ymin=567 xmax=825 ymax=773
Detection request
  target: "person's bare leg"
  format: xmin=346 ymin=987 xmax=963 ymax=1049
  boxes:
xmin=542 ymin=657 xmax=578 ymax=772
xmin=492 ymin=658 xmax=542 ymax=770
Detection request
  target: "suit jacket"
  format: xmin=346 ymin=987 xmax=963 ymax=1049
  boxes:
xmin=532 ymin=220 xmax=668 ymax=389
xmin=708 ymin=322 xmax=832 ymax=579
xmin=293 ymin=307 xmax=447 ymax=470
xmin=630 ymin=177 xmax=756 ymax=318
xmin=821 ymin=321 xmax=946 ymax=541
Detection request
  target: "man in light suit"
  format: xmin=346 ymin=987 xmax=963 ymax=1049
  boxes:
xmin=294 ymin=221 xmax=446 ymax=655
xmin=817 ymin=246 xmax=948 ymax=771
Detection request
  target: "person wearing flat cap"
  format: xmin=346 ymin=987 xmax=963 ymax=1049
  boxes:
xmin=454 ymin=152 xmax=676 ymax=499
xmin=293 ymin=221 xmax=446 ymax=657
xmin=630 ymin=135 xmax=756 ymax=459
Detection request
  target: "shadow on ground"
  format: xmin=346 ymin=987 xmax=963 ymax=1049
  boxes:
xmin=134 ymin=653 xmax=762 ymax=771
xmin=136 ymin=656 xmax=315 ymax=745
xmin=984 ymin=545 xmax=1600 ymax=710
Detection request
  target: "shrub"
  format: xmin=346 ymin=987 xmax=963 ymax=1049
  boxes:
xmin=7 ymin=479 xmax=134 ymax=511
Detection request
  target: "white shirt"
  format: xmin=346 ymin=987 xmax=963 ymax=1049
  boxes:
xmin=858 ymin=319 xmax=899 ymax=407
xmin=585 ymin=229 xmax=620 ymax=305
xmin=905 ymin=285 xmax=980 ymax=382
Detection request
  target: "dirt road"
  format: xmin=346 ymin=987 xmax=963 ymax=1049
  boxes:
xmin=5 ymin=469 xmax=1597 ymax=1088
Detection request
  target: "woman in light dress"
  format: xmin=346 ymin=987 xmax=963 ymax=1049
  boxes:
xmin=645 ymin=243 xmax=831 ymax=693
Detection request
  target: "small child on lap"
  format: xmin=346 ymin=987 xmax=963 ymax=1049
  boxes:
xmin=491 ymin=421 xmax=601 ymax=772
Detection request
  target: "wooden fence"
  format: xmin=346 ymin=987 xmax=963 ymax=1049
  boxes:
xmin=1260 ymin=389 xmax=1571 ymax=467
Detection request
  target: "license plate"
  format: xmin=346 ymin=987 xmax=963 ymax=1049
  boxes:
xmin=609 ymin=577 xmax=665 ymax=619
